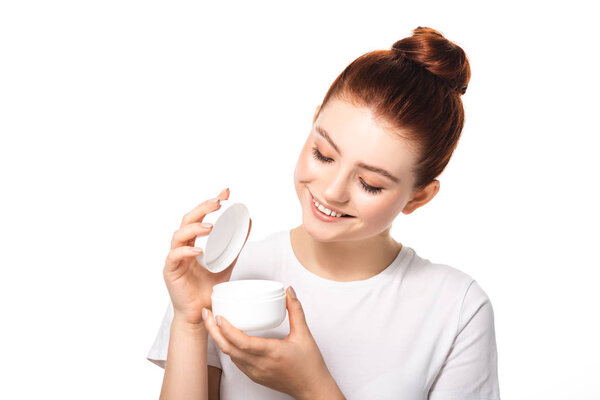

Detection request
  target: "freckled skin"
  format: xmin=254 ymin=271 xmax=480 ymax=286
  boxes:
xmin=291 ymin=98 xmax=440 ymax=281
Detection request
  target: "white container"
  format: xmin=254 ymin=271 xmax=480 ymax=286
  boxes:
xmin=194 ymin=199 xmax=250 ymax=273
xmin=211 ymin=280 xmax=287 ymax=332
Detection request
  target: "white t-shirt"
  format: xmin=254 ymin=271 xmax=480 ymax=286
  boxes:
xmin=147 ymin=229 xmax=500 ymax=400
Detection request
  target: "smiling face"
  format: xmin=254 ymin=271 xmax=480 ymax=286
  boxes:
xmin=293 ymin=98 xmax=439 ymax=242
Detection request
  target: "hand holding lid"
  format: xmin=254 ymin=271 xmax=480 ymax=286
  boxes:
xmin=163 ymin=188 xmax=252 ymax=326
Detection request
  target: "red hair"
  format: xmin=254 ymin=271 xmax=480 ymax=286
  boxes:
xmin=318 ymin=27 xmax=471 ymax=191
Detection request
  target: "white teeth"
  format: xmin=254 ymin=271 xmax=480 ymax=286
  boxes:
xmin=318 ymin=204 xmax=332 ymax=215
xmin=312 ymin=197 xmax=344 ymax=217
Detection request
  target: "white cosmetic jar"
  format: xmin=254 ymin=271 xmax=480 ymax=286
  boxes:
xmin=211 ymin=280 xmax=287 ymax=332
xmin=194 ymin=200 xmax=250 ymax=273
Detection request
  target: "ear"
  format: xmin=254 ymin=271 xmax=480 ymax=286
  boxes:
xmin=402 ymin=179 xmax=440 ymax=214
xmin=312 ymin=104 xmax=321 ymax=124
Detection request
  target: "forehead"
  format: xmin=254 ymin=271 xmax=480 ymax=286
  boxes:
xmin=314 ymin=99 xmax=419 ymax=173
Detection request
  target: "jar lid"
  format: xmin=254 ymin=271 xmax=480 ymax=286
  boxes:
xmin=212 ymin=279 xmax=285 ymax=301
xmin=194 ymin=200 xmax=250 ymax=273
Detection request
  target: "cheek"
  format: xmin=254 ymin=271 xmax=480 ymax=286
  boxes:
xmin=359 ymin=196 xmax=402 ymax=225
xmin=294 ymin=148 xmax=320 ymax=182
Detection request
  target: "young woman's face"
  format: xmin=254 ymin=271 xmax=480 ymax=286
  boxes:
xmin=294 ymin=98 xmax=423 ymax=242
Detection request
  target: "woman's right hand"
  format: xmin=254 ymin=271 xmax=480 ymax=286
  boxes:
xmin=163 ymin=187 xmax=252 ymax=326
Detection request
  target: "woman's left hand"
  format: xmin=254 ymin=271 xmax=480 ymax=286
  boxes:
xmin=202 ymin=286 xmax=344 ymax=400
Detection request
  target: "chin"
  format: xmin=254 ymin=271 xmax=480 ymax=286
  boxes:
xmin=302 ymin=221 xmax=340 ymax=242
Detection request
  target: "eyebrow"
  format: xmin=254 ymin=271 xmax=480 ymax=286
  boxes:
xmin=314 ymin=125 xmax=401 ymax=184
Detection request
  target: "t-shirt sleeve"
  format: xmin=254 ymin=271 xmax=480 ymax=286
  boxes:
xmin=146 ymin=299 xmax=222 ymax=370
xmin=428 ymin=280 xmax=501 ymax=400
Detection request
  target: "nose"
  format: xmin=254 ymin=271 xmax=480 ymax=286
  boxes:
xmin=321 ymin=168 xmax=351 ymax=205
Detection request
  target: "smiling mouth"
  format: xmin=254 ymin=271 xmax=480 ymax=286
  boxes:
xmin=309 ymin=190 xmax=355 ymax=218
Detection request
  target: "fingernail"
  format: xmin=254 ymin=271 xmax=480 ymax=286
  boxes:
xmin=192 ymin=247 xmax=203 ymax=253
xmin=202 ymin=308 xmax=208 ymax=321
xmin=215 ymin=315 xmax=223 ymax=327
xmin=201 ymin=222 xmax=213 ymax=228
xmin=288 ymin=286 xmax=297 ymax=299
xmin=209 ymin=197 xmax=220 ymax=203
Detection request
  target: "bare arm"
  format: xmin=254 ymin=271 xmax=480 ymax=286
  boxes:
xmin=158 ymin=188 xmax=248 ymax=399
xmin=160 ymin=315 xmax=209 ymax=400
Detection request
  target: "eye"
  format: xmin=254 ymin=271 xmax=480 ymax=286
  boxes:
xmin=311 ymin=146 xmax=383 ymax=195
xmin=312 ymin=146 xmax=333 ymax=163
xmin=359 ymin=178 xmax=383 ymax=194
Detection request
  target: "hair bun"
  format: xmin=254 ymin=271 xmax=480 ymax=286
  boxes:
xmin=391 ymin=26 xmax=470 ymax=95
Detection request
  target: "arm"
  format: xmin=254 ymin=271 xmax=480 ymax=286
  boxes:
xmin=158 ymin=188 xmax=251 ymax=399
xmin=160 ymin=315 xmax=209 ymax=400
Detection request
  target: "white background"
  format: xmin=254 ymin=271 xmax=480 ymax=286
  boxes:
xmin=1 ymin=1 xmax=598 ymax=398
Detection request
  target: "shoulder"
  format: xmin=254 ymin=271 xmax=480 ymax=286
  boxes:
xmin=400 ymin=247 xmax=495 ymax=312
xmin=401 ymin=248 xmax=496 ymax=335
xmin=405 ymin=248 xmax=475 ymax=293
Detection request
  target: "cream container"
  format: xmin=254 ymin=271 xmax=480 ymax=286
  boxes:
xmin=194 ymin=199 xmax=250 ymax=273
xmin=211 ymin=280 xmax=287 ymax=332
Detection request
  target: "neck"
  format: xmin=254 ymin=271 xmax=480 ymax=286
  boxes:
xmin=290 ymin=225 xmax=402 ymax=282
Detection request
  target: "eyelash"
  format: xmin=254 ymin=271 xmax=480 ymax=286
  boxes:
xmin=311 ymin=146 xmax=383 ymax=195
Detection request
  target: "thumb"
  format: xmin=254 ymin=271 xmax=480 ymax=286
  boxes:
xmin=286 ymin=286 xmax=311 ymax=337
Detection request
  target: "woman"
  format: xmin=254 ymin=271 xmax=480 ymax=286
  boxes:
xmin=148 ymin=27 xmax=500 ymax=400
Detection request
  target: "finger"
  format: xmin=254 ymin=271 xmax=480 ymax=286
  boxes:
xmin=202 ymin=308 xmax=235 ymax=356
xmin=216 ymin=315 xmax=272 ymax=356
xmin=180 ymin=187 xmax=230 ymax=228
xmin=171 ymin=222 xmax=214 ymax=250
xmin=164 ymin=246 xmax=203 ymax=273
xmin=203 ymin=309 xmax=269 ymax=365
xmin=286 ymin=286 xmax=311 ymax=338
xmin=205 ymin=307 xmax=262 ymax=363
